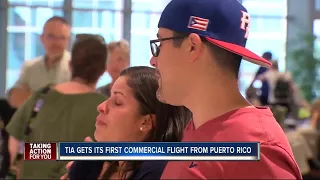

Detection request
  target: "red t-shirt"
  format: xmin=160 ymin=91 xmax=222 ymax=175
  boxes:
xmin=161 ymin=107 xmax=302 ymax=179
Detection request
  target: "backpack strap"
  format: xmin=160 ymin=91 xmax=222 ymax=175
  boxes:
xmin=24 ymin=84 xmax=52 ymax=136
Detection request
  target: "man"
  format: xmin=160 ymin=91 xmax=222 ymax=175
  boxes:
xmin=9 ymin=16 xmax=71 ymax=108
xmin=254 ymin=51 xmax=273 ymax=105
xmin=97 ymin=40 xmax=130 ymax=97
xmin=149 ymin=0 xmax=301 ymax=179
xmin=255 ymin=51 xmax=273 ymax=78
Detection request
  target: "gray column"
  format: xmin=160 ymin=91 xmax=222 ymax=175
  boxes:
xmin=64 ymin=0 xmax=73 ymax=50
xmin=286 ymin=0 xmax=314 ymax=71
xmin=123 ymin=0 xmax=132 ymax=42
xmin=63 ymin=0 xmax=72 ymax=25
xmin=0 ymin=0 xmax=8 ymax=97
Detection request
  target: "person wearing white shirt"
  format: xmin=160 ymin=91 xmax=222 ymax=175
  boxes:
xmin=9 ymin=16 xmax=71 ymax=108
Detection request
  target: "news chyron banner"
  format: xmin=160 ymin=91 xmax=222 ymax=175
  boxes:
xmin=24 ymin=142 xmax=260 ymax=161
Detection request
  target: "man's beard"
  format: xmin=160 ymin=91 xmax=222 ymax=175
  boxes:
xmin=156 ymin=81 xmax=167 ymax=104
xmin=156 ymin=88 xmax=166 ymax=103
xmin=155 ymin=71 xmax=167 ymax=104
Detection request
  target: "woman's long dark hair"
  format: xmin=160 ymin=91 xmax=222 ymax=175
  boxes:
xmin=102 ymin=66 xmax=192 ymax=179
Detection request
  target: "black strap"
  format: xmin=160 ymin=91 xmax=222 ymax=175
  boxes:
xmin=24 ymin=85 xmax=52 ymax=136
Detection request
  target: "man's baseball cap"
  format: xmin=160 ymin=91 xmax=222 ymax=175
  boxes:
xmin=158 ymin=0 xmax=271 ymax=68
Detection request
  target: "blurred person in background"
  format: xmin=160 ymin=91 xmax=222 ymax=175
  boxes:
xmin=97 ymin=40 xmax=130 ymax=97
xmin=1 ymin=15 xmax=71 ymax=178
xmin=255 ymin=52 xmax=272 ymax=78
xmin=9 ymin=16 xmax=71 ymax=108
xmin=61 ymin=66 xmax=192 ymax=180
xmin=246 ymin=51 xmax=272 ymax=105
xmin=310 ymin=100 xmax=320 ymax=130
xmin=254 ymin=51 xmax=272 ymax=105
xmin=5 ymin=34 xmax=107 ymax=179
xmin=258 ymin=61 xmax=296 ymax=116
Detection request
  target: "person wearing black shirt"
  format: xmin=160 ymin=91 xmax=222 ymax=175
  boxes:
xmin=0 ymin=98 xmax=17 ymax=178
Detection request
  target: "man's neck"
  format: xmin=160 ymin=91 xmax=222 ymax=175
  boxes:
xmin=45 ymin=53 xmax=64 ymax=69
xmin=184 ymin=75 xmax=250 ymax=129
xmin=71 ymin=78 xmax=97 ymax=91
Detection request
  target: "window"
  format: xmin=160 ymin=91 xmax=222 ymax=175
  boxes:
xmin=7 ymin=33 xmax=25 ymax=89
xmin=249 ymin=18 xmax=286 ymax=34
xmin=73 ymin=0 xmax=121 ymax=10
xmin=239 ymin=0 xmax=287 ymax=96
xmin=130 ymin=13 xmax=161 ymax=67
xmin=242 ymin=0 xmax=287 ymax=17
xmin=130 ymin=0 xmax=170 ymax=67
xmin=131 ymin=0 xmax=170 ymax=12
xmin=8 ymin=0 xmax=64 ymax=7
xmin=316 ymin=0 xmax=320 ymax=11
xmin=6 ymin=6 xmax=63 ymax=90
xmin=71 ymin=0 xmax=123 ymax=87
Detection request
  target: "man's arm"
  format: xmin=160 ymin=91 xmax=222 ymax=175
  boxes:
xmin=8 ymin=86 xmax=31 ymax=108
xmin=9 ymin=62 xmax=32 ymax=108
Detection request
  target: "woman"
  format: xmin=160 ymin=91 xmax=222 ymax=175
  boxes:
xmin=5 ymin=34 xmax=108 ymax=179
xmin=65 ymin=66 xmax=192 ymax=179
xmin=97 ymin=40 xmax=130 ymax=97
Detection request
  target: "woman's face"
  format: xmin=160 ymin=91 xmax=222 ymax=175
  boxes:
xmin=94 ymin=76 xmax=152 ymax=142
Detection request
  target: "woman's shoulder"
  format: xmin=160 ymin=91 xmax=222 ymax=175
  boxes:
xmin=130 ymin=161 xmax=167 ymax=180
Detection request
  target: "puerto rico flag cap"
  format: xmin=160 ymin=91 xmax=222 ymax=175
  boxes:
xmin=158 ymin=0 xmax=271 ymax=68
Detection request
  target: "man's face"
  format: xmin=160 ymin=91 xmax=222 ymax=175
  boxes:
xmin=41 ymin=21 xmax=70 ymax=58
xmin=150 ymin=28 xmax=190 ymax=106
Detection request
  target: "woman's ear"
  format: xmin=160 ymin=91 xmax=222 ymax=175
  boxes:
xmin=140 ymin=114 xmax=156 ymax=132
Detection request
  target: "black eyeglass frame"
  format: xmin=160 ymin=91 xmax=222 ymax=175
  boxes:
xmin=149 ymin=36 xmax=186 ymax=57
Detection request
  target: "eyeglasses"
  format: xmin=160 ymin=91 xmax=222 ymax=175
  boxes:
xmin=45 ymin=34 xmax=69 ymax=41
xmin=150 ymin=36 xmax=186 ymax=57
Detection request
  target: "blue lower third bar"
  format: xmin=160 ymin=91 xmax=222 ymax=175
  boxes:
xmin=58 ymin=155 xmax=259 ymax=161
xmin=58 ymin=142 xmax=260 ymax=161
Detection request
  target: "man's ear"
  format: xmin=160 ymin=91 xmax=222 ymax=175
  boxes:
xmin=187 ymin=33 xmax=204 ymax=62
xmin=140 ymin=114 xmax=156 ymax=132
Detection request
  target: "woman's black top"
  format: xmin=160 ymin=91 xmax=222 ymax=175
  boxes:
xmin=69 ymin=160 xmax=167 ymax=180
